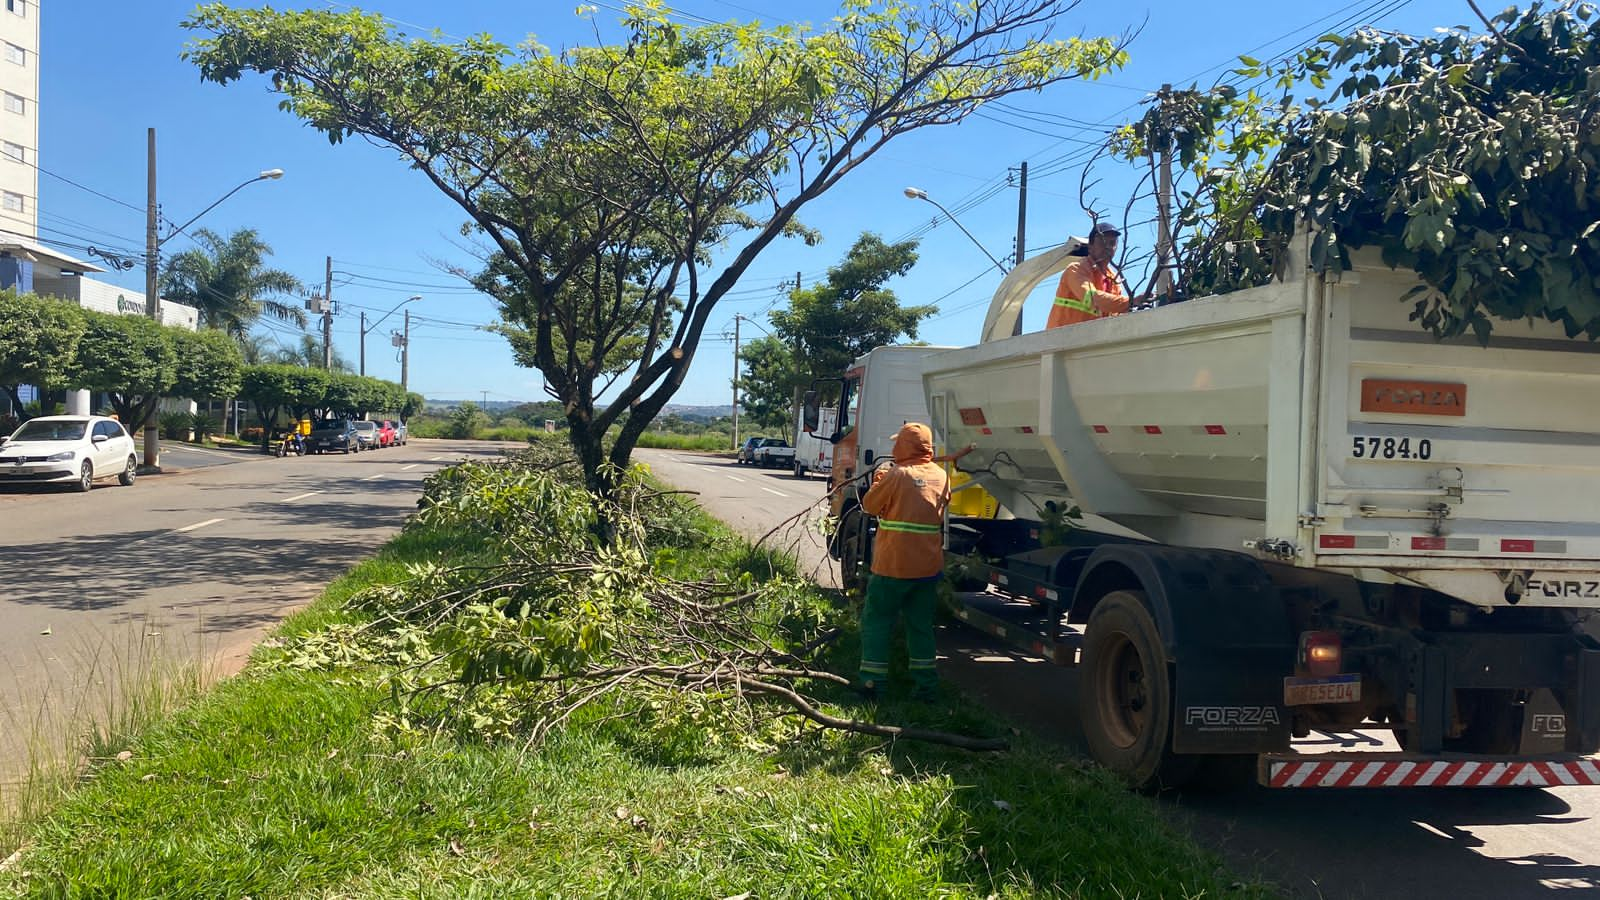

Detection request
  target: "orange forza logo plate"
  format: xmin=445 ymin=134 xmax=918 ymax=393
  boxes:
xmin=1360 ymin=379 xmax=1467 ymax=416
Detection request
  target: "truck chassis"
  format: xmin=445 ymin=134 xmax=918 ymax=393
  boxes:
xmin=839 ymin=509 xmax=1600 ymax=790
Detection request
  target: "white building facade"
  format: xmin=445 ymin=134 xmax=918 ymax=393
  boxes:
xmin=0 ymin=0 xmax=36 ymax=244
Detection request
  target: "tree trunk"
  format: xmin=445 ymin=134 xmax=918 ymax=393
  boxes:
xmin=565 ymin=416 xmax=623 ymax=543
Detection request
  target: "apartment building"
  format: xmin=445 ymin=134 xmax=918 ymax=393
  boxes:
xmin=0 ymin=0 xmax=36 ymax=242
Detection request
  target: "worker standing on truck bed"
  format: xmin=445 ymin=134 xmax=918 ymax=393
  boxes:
xmin=1048 ymin=220 xmax=1129 ymax=328
xmin=857 ymin=422 xmax=972 ymax=699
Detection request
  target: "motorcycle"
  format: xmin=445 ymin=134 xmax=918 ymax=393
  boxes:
xmin=273 ymin=430 xmax=306 ymax=458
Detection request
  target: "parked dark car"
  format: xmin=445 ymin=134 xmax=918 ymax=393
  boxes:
xmin=307 ymin=419 xmax=360 ymax=454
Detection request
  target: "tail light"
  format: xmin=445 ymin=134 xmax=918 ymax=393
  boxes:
xmin=1299 ymin=630 xmax=1342 ymax=677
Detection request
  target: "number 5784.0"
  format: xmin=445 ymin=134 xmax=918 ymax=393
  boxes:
xmin=1351 ymin=436 xmax=1432 ymax=460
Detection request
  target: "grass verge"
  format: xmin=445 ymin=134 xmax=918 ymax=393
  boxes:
xmin=1 ymin=475 xmax=1267 ymax=898
xmin=0 ymin=627 xmax=214 ymax=859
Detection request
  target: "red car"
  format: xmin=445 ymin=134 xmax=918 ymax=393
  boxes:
xmin=375 ymin=420 xmax=397 ymax=448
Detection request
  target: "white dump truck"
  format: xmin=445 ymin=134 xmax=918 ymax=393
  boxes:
xmin=808 ymin=233 xmax=1600 ymax=790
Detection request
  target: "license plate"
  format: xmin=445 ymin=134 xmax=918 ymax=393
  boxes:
xmin=1 ymin=466 xmax=36 ymax=475
xmin=1284 ymin=673 xmax=1361 ymax=706
xmin=1350 ymin=435 xmax=1434 ymax=460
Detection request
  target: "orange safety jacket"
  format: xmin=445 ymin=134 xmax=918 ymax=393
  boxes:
xmin=861 ymin=423 xmax=950 ymax=580
xmin=1048 ymin=256 xmax=1128 ymax=328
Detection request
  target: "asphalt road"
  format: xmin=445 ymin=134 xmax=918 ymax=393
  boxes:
xmin=635 ymin=448 xmax=1600 ymax=900
xmin=0 ymin=437 xmax=505 ymax=777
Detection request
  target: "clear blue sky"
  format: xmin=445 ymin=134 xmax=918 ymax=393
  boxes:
xmin=41 ymin=0 xmax=1472 ymax=407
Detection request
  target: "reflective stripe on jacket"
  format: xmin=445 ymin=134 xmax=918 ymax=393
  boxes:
xmin=861 ymin=423 xmax=949 ymax=579
xmin=1047 ymin=257 xmax=1127 ymax=328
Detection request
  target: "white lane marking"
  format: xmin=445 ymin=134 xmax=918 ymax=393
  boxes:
xmin=760 ymin=487 xmax=789 ymax=497
xmin=161 ymin=444 xmax=234 ymax=458
xmin=281 ymin=490 xmax=324 ymax=503
xmin=175 ymin=518 xmax=224 ymax=533
xmin=401 ymin=464 xmax=420 ymax=471
xmin=724 ymin=474 xmax=746 ymax=483
xmin=362 ymin=473 xmax=384 ymax=481
xmin=429 ymin=456 xmax=447 ymax=461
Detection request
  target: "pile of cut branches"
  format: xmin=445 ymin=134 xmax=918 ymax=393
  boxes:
xmin=273 ymin=444 xmax=1004 ymax=752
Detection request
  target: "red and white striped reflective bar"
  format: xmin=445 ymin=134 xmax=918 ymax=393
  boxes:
xmin=1265 ymin=757 xmax=1600 ymax=788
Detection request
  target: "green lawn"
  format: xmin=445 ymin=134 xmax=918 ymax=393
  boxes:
xmin=2 ymin=459 xmax=1267 ymax=899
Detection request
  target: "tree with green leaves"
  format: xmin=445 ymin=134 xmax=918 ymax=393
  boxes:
xmin=0 ymin=291 xmax=86 ymax=414
xmin=183 ymin=1 xmax=1129 ymax=504
xmin=737 ymin=336 xmax=803 ymax=431
xmin=1119 ymin=4 xmax=1600 ymax=342
xmin=239 ymin=364 xmax=302 ymax=450
xmin=159 ymin=228 xmax=305 ymax=338
xmin=69 ymin=311 xmax=178 ymax=430
xmin=172 ymin=328 xmax=244 ymax=403
xmin=739 ymin=233 xmax=933 ymax=429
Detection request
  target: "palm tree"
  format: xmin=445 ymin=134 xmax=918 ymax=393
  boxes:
xmin=160 ymin=228 xmax=306 ymax=338
xmin=236 ymin=331 xmax=278 ymax=364
xmin=274 ymin=334 xmax=352 ymax=372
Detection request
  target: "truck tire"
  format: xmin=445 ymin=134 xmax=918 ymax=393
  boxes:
xmin=1079 ymin=590 xmax=1198 ymax=792
xmin=838 ymin=508 xmax=869 ymax=595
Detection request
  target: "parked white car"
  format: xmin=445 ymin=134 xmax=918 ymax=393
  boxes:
xmin=0 ymin=415 xmax=139 ymax=492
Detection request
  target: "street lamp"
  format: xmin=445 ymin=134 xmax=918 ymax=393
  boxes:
xmin=903 ymin=186 xmax=1010 ymax=275
xmin=142 ymin=126 xmax=283 ymax=470
xmin=360 ymin=294 xmax=420 ymax=376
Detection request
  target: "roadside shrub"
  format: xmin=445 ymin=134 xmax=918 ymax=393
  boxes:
xmin=635 ymin=432 xmax=728 ymax=452
xmin=407 ymin=417 xmax=450 ymax=438
xmin=159 ymin=411 xmax=193 ymax=441
xmin=479 ymin=425 xmax=536 ymax=442
xmin=447 ymin=403 xmax=489 ymax=439
xmin=191 ymin=415 xmax=220 ymax=442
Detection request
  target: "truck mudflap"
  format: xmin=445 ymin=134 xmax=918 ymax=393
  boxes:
xmin=1261 ymin=753 xmax=1600 ymax=788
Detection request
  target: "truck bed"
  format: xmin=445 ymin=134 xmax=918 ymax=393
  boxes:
xmin=922 ymin=234 xmax=1600 ymax=611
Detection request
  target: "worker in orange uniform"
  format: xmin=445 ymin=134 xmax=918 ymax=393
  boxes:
xmin=857 ymin=422 xmax=973 ymax=700
xmin=1048 ymin=221 xmax=1129 ymax=328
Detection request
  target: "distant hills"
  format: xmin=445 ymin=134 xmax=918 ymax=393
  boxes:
xmin=662 ymin=404 xmax=734 ymax=420
xmin=425 ymin=399 xmax=735 ymax=420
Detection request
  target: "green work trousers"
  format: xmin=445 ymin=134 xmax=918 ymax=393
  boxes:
xmin=858 ymin=574 xmax=939 ymax=692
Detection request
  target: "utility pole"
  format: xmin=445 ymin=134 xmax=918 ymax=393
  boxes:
xmin=1155 ymin=84 xmax=1175 ymax=302
xmin=400 ymin=309 xmax=410 ymax=392
xmin=322 ymin=255 xmax=334 ymax=369
xmin=1013 ymin=160 xmax=1028 ymax=336
xmin=359 ymin=311 xmax=366 ymax=376
xmin=142 ymin=127 xmax=160 ymax=469
xmin=731 ymin=314 xmax=742 ymax=451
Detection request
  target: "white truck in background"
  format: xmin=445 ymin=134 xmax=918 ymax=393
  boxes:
xmin=791 ymin=405 xmax=836 ymax=478
xmin=808 ymin=234 xmax=1600 ymax=791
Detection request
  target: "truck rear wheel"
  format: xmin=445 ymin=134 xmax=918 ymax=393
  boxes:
xmin=838 ymin=508 xmax=868 ymax=595
xmin=1080 ymin=590 xmax=1198 ymax=791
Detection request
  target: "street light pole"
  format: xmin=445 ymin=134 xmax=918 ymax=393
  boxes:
xmin=143 ymin=129 xmax=160 ymax=469
xmin=400 ymin=308 xmax=410 ymax=393
xmin=140 ymin=128 xmax=284 ymax=470
xmin=903 ymin=186 xmax=1010 ymax=275
xmin=361 ymin=294 xmax=419 ymax=377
